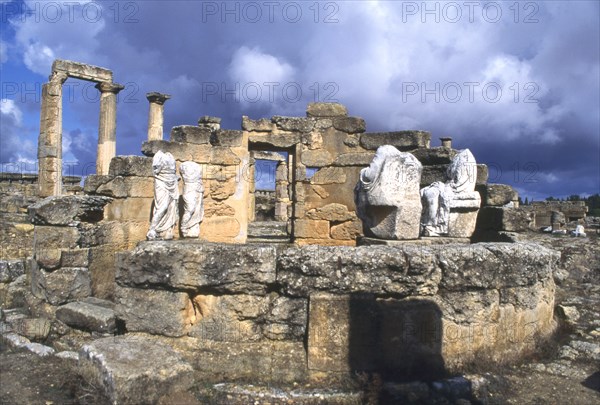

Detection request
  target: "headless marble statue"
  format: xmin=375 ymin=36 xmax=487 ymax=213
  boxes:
xmin=147 ymin=151 xmax=179 ymax=240
xmin=180 ymin=161 xmax=204 ymax=238
xmin=420 ymin=149 xmax=479 ymax=236
xmin=355 ymin=145 xmax=423 ymax=240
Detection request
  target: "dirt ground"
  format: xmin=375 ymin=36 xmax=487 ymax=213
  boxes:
xmin=1 ymin=233 xmax=599 ymax=404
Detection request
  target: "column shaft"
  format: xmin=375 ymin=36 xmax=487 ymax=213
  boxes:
xmin=96 ymin=83 xmax=124 ymax=175
xmin=38 ymin=78 xmax=64 ymax=197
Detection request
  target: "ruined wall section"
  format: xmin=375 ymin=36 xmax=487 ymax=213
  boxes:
xmin=140 ymin=123 xmax=249 ymax=243
xmin=530 ymin=201 xmax=588 ymax=227
xmin=0 ymin=174 xmax=81 ymax=261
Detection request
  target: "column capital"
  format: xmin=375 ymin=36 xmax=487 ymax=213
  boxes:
xmin=146 ymin=92 xmax=171 ymax=105
xmin=49 ymin=70 xmax=68 ymax=84
xmin=95 ymin=82 xmax=125 ymax=94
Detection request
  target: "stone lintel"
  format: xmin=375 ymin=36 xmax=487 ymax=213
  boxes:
xmin=52 ymin=59 xmax=113 ymax=83
xmin=146 ymin=92 xmax=171 ymax=105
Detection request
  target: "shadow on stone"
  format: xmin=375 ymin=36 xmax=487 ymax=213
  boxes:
xmin=348 ymin=295 xmax=446 ymax=382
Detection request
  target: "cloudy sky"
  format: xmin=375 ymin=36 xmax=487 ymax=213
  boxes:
xmin=0 ymin=0 xmax=598 ymax=199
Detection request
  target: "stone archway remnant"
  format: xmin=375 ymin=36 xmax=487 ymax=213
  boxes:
xmin=38 ymin=59 xmax=124 ymax=197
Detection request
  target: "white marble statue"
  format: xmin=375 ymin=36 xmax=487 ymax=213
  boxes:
xmin=147 ymin=151 xmax=179 ymax=240
xmin=355 ymin=145 xmax=423 ymax=240
xmin=572 ymin=224 xmax=586 ymax=237
xmin=420 ymin=149 xmax=480 ymax=237
xmin=180 ymin=161 xmax=204 ymax=238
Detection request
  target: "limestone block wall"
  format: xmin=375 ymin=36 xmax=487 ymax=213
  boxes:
xmin=0 ymin=174 xmax=81 ymax=261
xmin=114 ymin=241 xmax=558 ymax=382
xmin=27 ymin=195 xmax=114 ymax=308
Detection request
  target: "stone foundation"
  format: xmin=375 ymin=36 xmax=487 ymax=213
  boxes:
xmin=110 ymin=241 xmax=558 ymax=383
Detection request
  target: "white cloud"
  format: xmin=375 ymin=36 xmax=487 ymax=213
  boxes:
xmin=229 ymin=46 xmax=294 ymax=87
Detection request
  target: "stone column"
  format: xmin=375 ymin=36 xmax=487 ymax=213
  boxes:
xmin=96 ymin=82 xmax=124 ymax=175
xmin=38 ymin=72 xmax=67 ymax=197
xmin=146 ymin=92 xmax=171 ymax=141
xmin=274 ymin=161 xmax=290 ymax=221
xmin=440 ymin=137 xmax=452 ymax=148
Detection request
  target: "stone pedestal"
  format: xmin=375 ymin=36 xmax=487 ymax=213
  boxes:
xmin=447 ymin=193 xmax=481 ymax=238
xmin=146 ymin=92 xmax=171 ymax=141
xmin=96 ymin=82 xmax=125 ymax=175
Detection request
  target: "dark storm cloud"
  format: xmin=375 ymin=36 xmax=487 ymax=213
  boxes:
xmin=2 ymin=0 xmax=598 ymax=197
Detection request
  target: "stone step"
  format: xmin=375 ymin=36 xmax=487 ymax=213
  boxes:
xmin=55 ymin=299 xmax=116 ymax=334
xmin=247 ymin=221 xmax=288 ymax=238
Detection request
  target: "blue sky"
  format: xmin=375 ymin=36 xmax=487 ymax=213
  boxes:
xmin=0 ymin=0 xmax=598 ymax=200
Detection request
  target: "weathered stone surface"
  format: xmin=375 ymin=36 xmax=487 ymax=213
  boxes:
xmin=115 ymin=286 xmax=193 ymax=337
xmin=32 ymin=267 xmax=91 ymax=306
xmin=301 ymin=149 xmax=334 ymax=167
xmin=209 ymin=179 xmax=236 ymax=200
xmin=479 ymin=184 xmax=518 ymax=206
xmin=210 ymin=147 xmax=241 ymax=165
xmin=330 ymin=220 xmax=363 ymax=240
xmin=142 ymin=140 xmax=212 ymax=163
xmin=5 ymin=317 xmax=51 ymax=341
xmin=199 ymin=217 xmax=241 ymax=241
xmin=294 ymin=219 xmax=330 ymax=239
xmin=413 ymin=147 xmax=458 ymax=165
xmin=422 ymin=164 xmax=488 ymax=187
xmin=438 ymin=243 xmax=557 ymax=291
xmin=28 ymin=196 xmax=111 ymax=226
xmin=355 ymin=146 xmax=423 ymax=240
xmin=60 ymin=248 xmax=90 ymax=268
xmin=109 ymin=156 xmax=153 ymax=177
xmin=79 ymin=335 xmax=194 ymax=405
xmin=360 ymin=131 xmax=431 ymax=150
xmin=170 ymin=125 xmax=211 ymax=144
xmin=83 ymin=175 xmax=111 ymax=194
xmin=56 ymin=301 xmax=116 ymax=333
xmin=476 ymin=206 xmax=535 ymax=232
xmin=204 ymin=201 xmax=235 ymax=217
xmin=34 ymin=226 xmax=79 ymax=269
xmin=211 ymin=130 xmax=243 ymax=147
xmin=188 ymin=340 xmax=307 ymax=383
xmin=95 ymin=176 xmax=154 ymax=198
xmin=188 ymin=294 xmax=306 ymax=342
xmin=306 ymin=203 xmax=356 ymax=221
xmin=311 ymin=185 xmax=330 ymax=199
xmin=0 ymin=260 xmax=26 ymax=283
xmin=310 ymin=167 xmax=347 ymax=184
xmin=307 ymin=294 xmax=378 ymax=372
xmin=272 ymin=116 xmax=315 ymax=132
xmin=248 ymin=132 xmax=302 ymax=148
xmin=306 ymin=102 xmax=348 ymax=117
xmin=278 ymin=243 xmax=557 ymax=297
xmin=242 ymin=116 xmax=274 ymax=131
xmin=278 ymin=245 xmax=441 ymax=297
xmin=332 ymin=117 xmax=366 ymax=133
xmin=0 ymin=275 xmax=28 ymax=308
xmin=116 ymin=241 xmax=277 ymax=295
xmin=333 ymin=152 xmax=375 ymax=166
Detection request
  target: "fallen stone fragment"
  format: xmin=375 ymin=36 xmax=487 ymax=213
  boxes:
xmin=79 ymin=335 xmax=194 ymax=404
xmin=56 ymin=301 xmax=116 ymax=333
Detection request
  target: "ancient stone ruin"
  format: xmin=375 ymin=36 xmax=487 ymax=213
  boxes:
xmin=1 ymin=59 xmax=585 ymax=404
